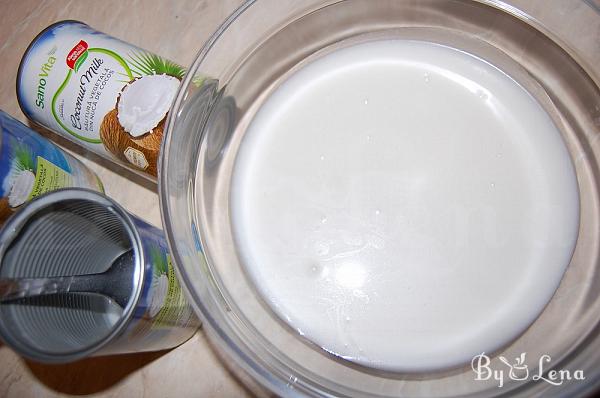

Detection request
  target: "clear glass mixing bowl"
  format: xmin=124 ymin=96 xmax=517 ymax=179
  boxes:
xmin=160 ymin=1 xmax=600 ymax=396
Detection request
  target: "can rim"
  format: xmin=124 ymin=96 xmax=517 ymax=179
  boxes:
xmin=0 ymin=188 xmax=145 ymax=363
xmin=15 ymin=20 xmax=89 ymax=121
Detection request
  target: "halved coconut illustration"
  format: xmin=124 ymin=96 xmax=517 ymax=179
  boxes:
xmin=0 ymin=170 xmax=35 ymax=224
xmin=100 ymin=74 xmax=180 ymax=177
xmin=0 ymin=143 xmax=36 ymax=224
xmin=8 ymin=169 xmax=35 ymax=207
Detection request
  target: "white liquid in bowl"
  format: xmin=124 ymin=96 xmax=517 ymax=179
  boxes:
xmin=231 ymin=40 xmax=579 ymax=371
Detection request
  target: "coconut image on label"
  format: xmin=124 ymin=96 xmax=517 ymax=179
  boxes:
xmin=0 ymin=138 xmax=90 ymax=223
xmin=100 ymin=74 xmax=180 ymax=176
xmin=8 ymin=171 xmax=35 ymax=207
xmin=0 ymin=144 xmax=36 ymax=220
xmin=1 ymin=142 xmax=55 ymax=221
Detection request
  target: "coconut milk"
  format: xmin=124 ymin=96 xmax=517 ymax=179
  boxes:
xmin=0 ymin=110 xmax=102 ymax=226
xmin=231 ymin=40 xmax=580 ymax=371
xmin=17 ymin=21 xmax=194 ymax=178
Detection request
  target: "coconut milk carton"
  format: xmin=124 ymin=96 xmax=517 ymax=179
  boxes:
xmin=17 ymin=21 xmax=195 ymax=178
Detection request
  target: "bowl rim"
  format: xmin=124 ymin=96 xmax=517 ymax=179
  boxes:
xmin=159 ymin=1 xmax=600 ymax=396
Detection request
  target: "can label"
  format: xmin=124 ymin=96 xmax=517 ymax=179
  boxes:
xmin=149 ymin=254 xmax=196 ymax=328
xmin=17 ymin=21 xmax=192 ymax=177
xmin=116 ymin=217 xmax=199 ymax=351
xmin=0 ymin=110 xmax=103 ymax=225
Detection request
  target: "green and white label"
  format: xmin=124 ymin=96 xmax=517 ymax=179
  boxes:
xmin=151 ymin=256 xmax=196 ymax=329
xmin=27 ymin=156 xmax=73 ymax=200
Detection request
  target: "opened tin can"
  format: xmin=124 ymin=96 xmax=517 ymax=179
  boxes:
xmin=0 ymin=188 xmax=200 ymax=363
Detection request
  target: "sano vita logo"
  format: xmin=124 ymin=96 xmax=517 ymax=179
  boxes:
xmin=471 ymin=353 xmax=585 ymax=388
xmin=35 ymin=50 xmax=57 ymax=109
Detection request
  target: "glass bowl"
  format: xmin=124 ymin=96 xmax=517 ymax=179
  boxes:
xmin=160 ymin=1 xmax=600 ymax=396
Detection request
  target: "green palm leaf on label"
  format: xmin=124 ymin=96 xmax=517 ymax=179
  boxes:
xmin=128 ymin=51 xmax=186 ymax=79
xmin=10 ymin=138 xmax=35 ymax=172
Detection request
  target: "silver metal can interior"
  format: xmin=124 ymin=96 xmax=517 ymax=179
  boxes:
xmin=0 ymin=188 xmax=196 ymax=363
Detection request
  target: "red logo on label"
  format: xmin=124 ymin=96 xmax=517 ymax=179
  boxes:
xmin=66 ymin=40 xmax=88 ymax=69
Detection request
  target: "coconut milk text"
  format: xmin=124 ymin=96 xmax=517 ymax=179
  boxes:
xmin=71 ymin=58 xmax=104 ymax=130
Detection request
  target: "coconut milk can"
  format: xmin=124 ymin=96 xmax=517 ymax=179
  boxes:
xmin=17 ymin=21 xmax=196 ymax=178
xmin=0 ymin=188 xmax=200 ymax=362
